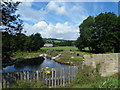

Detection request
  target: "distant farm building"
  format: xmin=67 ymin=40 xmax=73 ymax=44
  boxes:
xmin=44 ymin=43 xmax=53 ymax=47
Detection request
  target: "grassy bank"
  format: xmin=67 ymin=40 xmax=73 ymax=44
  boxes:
xmin=62 ymin=65 xmax=119 ymax=88
xmin=60 ymin=56 xmax=83 ymax=62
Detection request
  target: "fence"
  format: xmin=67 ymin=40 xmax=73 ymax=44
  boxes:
xmin=2 ymin=66 xmax=79 ymax=88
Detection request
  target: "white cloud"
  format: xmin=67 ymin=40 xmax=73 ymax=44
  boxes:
xmin=47 ymin=1 xmax=66 ymax=15
xmin=16 ymin=1 xmax=46 ymax=23
xmin=46 ymin=1 xmax=88 ymax=24
xmin=23 ymin=21 xmax=79 ymax=40
xmin=18 ymin=1 xmax=88 ymax=40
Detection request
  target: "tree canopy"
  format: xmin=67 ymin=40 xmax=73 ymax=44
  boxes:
xmin=2 ymin=1 xmax=45 ymax=64
xmin=76 ymin=12 xmax=120 ymax=53
xmin=1 ymin=1 xmax=23 ymax=33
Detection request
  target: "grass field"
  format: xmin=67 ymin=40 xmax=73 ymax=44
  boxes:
xmin=13 ymin=46 xmax=93 ymax=58
xmin=41 ymin=46 xmax=79 ymax=51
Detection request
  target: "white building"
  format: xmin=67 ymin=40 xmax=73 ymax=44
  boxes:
xmin=44 ymin=43 xmax=53 ymax=47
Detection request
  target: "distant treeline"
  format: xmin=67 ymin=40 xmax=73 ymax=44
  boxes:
xmin=75 ymin=12 xmax=120 ymax=53
xmin=2 ymin=32 xmax=44 ymax=63
xmin=44 ymin=38 xmax=75 ymax=46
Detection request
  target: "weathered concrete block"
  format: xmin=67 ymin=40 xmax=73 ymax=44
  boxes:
xmin=83 ymin=53 xmax=119 ymax=77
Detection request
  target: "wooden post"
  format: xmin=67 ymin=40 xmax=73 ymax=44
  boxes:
xmin=54 ymin=69 xmax=57 ymax=87
xmin=3 ymin=73 xmax=7 ymax=88
xmin=25 ymin=71 xmax=27 ymax=81
xmin=68 ymin=66 xmax=71 ymax=84
xmin=51 ymin=68 xmax=54 ymax=87
xmin=63 ymin=68 xmax=65 ymax=86
xmin=59 ymin=68 xmax=62 ymax=86
xmin=36 ymin=71 xmax=39 ymax=80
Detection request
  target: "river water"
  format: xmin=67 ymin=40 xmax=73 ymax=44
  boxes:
xmin=2 ymin=57 xmax=71 ymax=73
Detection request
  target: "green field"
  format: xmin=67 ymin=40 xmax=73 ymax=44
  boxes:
xmin=13 ymin=46 xmax=93 ymax=58
xmin=41 ymin=46 xmax=78 ymax=51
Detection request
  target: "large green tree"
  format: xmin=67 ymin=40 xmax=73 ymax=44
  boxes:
xmin=76 ymin=16 xmax=94 ymax=51
xmin=76 ymin=12 xmax=120 ymax=53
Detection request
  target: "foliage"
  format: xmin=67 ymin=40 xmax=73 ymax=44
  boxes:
xmin=9 ymin=80 xmax=47 ymax=88
xmin=44 ymin=38 xmax=75 ymax=46
xmin=3 ymin=32 xmax=44 ymax=64
xmin=24 ymin=33 xmax=45 ymax=52
xmin=63 ymin=65 xmax=119 ymax=88
xmin=1 ymin=1 xmax=23 ymax=33
xmin=55 ymin=40 xmax=75 ymax=46
xmin=1 ymin=1 xmax=23 ymax=63
xmin=76 ymin=12 xmax=120 ymax=53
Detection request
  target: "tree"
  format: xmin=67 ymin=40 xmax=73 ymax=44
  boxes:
xmin=1 ymin=1 xmax=23 ymax=63
xmin=76 ymin=16 xmax=94 ymax=51
xmin=24 ymin=33 xmax=45 ymax=52
xmin=1 ymin=1 xmax=23 ymax=33
xmin=94 ymin=12 xmax=118 ymax=52
xmin=76 ymin=12 xmax=119 ymax=53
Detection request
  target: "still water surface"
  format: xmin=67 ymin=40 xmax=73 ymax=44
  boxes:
xmin=2 ymin=57 xmax=71 ymax=73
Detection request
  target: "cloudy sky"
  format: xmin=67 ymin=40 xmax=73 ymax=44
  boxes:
xmin=16 ymin=1 xmax=118 ymax=40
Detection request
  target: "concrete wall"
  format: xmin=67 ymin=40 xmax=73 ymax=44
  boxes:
xmin=83 ymin=53 xmax=120 ymax=77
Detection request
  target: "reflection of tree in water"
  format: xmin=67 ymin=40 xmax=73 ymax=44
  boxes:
xmin=14 ymin=57 xmax=44 ymax=69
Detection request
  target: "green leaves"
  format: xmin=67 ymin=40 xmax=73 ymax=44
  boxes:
xmin=76 ymin=12 xmax=120 ymax=53
xmin=1 ymin=1 xmax=23 ymax=33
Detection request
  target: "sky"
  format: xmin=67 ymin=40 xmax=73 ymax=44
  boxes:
xmin=16 ymin=1 xmax=118 ymax=40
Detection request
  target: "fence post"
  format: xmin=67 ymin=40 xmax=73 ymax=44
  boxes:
xmin=63 ymin=68 xmax=65 ymax=86
xmin=36 ymin=71 xmax=39 ymax=80
xmin=54 ymin=69 xmax=57 ymax=87
xmin=51 ymin=68 xmax=54 ymax=87
xmin=60 ymin=68 xmax=62 ymax=86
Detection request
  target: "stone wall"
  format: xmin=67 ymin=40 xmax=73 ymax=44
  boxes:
xmin=83 ymin=53 xmax=120 ymax=77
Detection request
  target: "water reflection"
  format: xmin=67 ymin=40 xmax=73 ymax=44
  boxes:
xmin=2 ymin=57 xmax=71 ymax=72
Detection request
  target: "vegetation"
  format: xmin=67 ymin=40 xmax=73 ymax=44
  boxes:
xmin=2 ymin=1 xmax=44 ymax=64
xmin=13 ymin=51 xmax=44 ymax=58
xmin=2 ymin=1 xmax=23 ymax=64
xmin=9 ymin=80 xmax=47 ymax=88
xmin=60 ymin=56 xmax=83 ymax=62
xmin=41 ymin=46 xmax=78 ymax=51
xmin=76 ymin=12 xmax=120 ymax=53
xmin=62 ymin=65 xmax=119 ymax=88
xmin=44 ymin=38 xmax=75 ymax=46
xmin=3 ymin=32 xmax=44 ymax=63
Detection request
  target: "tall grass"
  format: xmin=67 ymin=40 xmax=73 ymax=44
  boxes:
xmin=62 ymin=65 xmax=119 ymax=88
xmin=9 ymin=79 xmax=47 ymax=88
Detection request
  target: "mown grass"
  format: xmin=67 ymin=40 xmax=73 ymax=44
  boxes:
xmin=41 ymin=46 xmax=79 ymax=51
xmin=62 ymin=65 xmax=119 ymax=88
xmin=60 ymin=56 xmax=83 ymax=62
